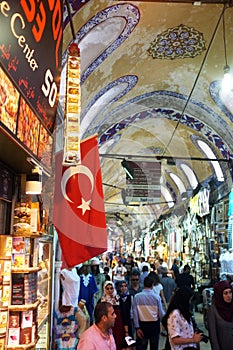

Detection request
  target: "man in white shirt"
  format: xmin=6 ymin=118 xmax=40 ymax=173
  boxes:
xmin=112 ymin=260 xmax=127 ymax=290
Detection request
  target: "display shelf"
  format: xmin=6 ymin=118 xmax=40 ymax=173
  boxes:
xmin=2 ymin=281 xmax=10 ymax=285
xmin=7 ymin=336 xmax=39 ymax=349
xmin=11 ymin=267 xmax=41 ymax=274
xmin=0 ymin=306 xmax=8 ymax=311
xmin=8 ymin=300 xmax=40 ymax=311
xmin=0 ymin=230 xmax=53 ymax=349
xmin=12 ymin=232 xmax=44 ymax=238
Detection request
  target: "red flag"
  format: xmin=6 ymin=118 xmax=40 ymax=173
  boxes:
xmin=53 ymin=135 xmax=107 ymax=267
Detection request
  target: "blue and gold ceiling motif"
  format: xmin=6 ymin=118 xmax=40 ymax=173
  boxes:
xmin=148 ymin=24 xmax=206 ymax=60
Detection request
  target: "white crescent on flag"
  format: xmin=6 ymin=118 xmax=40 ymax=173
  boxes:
xmin=61 ymin=164 xmax=94 ymax=203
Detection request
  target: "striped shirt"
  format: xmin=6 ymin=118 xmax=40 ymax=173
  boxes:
xmin=132 ymin=288 xmax=165 ymax=328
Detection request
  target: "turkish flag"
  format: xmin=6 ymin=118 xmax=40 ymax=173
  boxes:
xmin=53 ymin=135 xmax=107 ymax=267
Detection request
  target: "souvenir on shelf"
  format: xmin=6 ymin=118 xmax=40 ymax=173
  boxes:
xmin=13 ymin=202 xmax=42 ymax=235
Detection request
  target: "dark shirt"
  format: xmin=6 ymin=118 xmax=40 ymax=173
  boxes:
xmin=171 ymin=263 xmax=180 ymax=280
xmin=128 ymin=285 xmax=142 ymax=297
xmin=176 ymin=272 xmax=195 ymax=289
xmin=124 ymin=261 xmax=135 ymax=276
xmin=119 ymin=294 xmax=133 ymax=336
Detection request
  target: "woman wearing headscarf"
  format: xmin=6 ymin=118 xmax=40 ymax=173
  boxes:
xmin=207 ymin=280 xmax=233 ymax=350
xmin=100 ymin=281 xmax=125 ymax=350
xmin=118 ymin=280 xmax=134 ymax=340
xmin=162 ymin=286 xmax=203 ymax=350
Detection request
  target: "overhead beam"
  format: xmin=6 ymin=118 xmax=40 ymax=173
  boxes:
xmin=100 ymin=153 xmax=231 ymax=162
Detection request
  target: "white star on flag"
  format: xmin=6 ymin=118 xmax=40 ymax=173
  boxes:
xmin=78 ymin=198 xmax=91 ymax=215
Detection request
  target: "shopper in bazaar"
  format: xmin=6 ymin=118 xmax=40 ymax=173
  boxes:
xmin=128 ymin=270 xmax=142 ymax=297
xmin=112 ymin=259 xmax=127 ymax=291
xmin=162 ymin=285 xmax=203 ymax=350
xmin=176 ymin=264 xmax=195 ymax=290
xmin=207 ymin=280 xmax=233 ymax=350
xmin=118 ymin=280 xmax=134 ymax=342
xmin=160 ymin=267 xmax=176 ymax=305
xmin=170 ymin=258 xmax=180 ymax=282
xmin=133 ymin=276 xmax=165 ymax=350
xmin=148 ymin=271 xmax=167 ymax=310
xmin=100 ymin=281 xmax=125 ymax=350
xmin=124 ymin=255 xmax=136 ymax=283
xmin=77 ymin=301 xmax=117 ymax=350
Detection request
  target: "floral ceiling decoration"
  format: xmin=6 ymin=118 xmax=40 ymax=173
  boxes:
xmin=148 ymin=24 xmax=206 ymax=60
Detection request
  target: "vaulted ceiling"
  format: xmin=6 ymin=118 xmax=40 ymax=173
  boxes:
xmin=60 ymin=0 xmax=233 ymax=237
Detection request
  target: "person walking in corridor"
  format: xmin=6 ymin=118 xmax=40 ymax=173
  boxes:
xmin=77 ymin=301 xmax=116 ymax=350
xmin=160 ymin=267 xmax=176 ymax=304
xmin=207 ymin=280 xmax=233 ymax=350
xmin=162 ymin=286 xmax=203 ymax=350
xmin=133 ymin=276 xmax=165 ymax=350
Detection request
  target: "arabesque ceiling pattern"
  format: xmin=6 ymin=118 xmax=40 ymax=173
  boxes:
xmin=60 ymin=0 xmax=233 ymax=239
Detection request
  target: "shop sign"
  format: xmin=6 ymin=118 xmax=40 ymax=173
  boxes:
xmin=0 ymin=0 xmax=63 ymax=132
xmin=124 ymin=161 xmax=161 ymax=204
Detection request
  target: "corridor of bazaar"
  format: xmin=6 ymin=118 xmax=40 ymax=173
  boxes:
xmin=1 ymin=0 xmax=233 ymax=349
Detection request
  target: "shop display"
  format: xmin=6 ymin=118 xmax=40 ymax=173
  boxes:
xmin=7 ymin=232 xmax=40 ymax=349
xmin=0 ymin=67 xmax=19 ymax=134
xmin=0 ymin=236 xmax=12 ymax=343
xmin=17 ymin=98 xmax=40 ymax=155
xmin=0 ymin=67 xmax=53 ymax=170
xmin=0 ymin=198 xmax=53 ymax=349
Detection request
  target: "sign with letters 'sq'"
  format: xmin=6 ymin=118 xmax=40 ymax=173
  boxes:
xmin=0 ymin=1 xmax=63 ymax=133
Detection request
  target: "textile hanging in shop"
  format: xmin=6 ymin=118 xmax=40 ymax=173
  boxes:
xmin=53 ymin=135 xmax=107 ymax=267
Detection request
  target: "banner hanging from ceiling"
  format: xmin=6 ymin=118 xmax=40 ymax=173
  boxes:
xmin=0 ymin=1 xmax=63 ymax=133
xmin=124 ymin=160 xmax=161 ymax=204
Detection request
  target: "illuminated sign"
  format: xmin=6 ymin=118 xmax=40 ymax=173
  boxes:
xmin=0 ymin=0 xmax=63 ymax=132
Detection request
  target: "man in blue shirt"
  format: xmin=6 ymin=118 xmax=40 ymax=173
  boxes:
xmin=133 ymin=276 xmax=165 ymax=350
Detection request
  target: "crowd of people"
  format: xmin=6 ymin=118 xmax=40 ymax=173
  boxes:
xmin=55 ymin=253 xmax=233 ymax=350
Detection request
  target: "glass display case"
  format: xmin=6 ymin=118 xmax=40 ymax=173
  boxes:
xmin=36 ymin=237 xmax=53 ymax=350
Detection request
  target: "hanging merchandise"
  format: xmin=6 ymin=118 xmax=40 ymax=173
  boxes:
xmin=76 ymin=299 xmax=90 ymax=339
xmin=54 ymin=306 xmax=78 ymax=350
xmin=198 ymin=187 xmax=210 ymax=217
xmin=228 ymin=189 xmax=233 ymax=249
xmin=219 ymin=249 xmax=233 ymax=276
xmin=63 ymin=43 xmax=81 ymax=166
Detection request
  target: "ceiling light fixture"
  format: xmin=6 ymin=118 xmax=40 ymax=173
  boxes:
xmin=26 ymin=157 xmax=50 ymax=177
xmin=25 ymin=166 xmax=42 ymax=195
